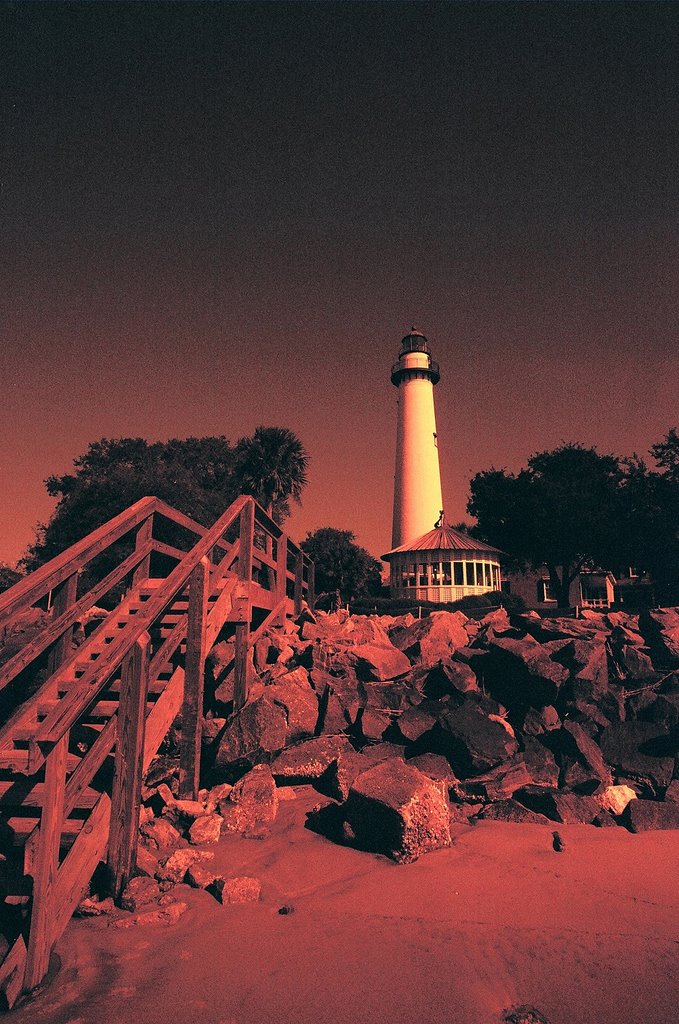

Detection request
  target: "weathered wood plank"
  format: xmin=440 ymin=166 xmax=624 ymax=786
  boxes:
xmin=63 ymin=715 xmax=117 ymax=817
xmin=51 ymin=794 xmax=111 ymax=942
xmin=275 ymin=536 xmax=288 ymax=626
xmin=24 ymin=732 xmax=69 ymax=990
xmin=107 ymin=634 xmax=150 ymax=900
xmin=294 ymin=549 xmax=304 ymax=616
xmin=248 ymin=598 xmax=287 ymax=649
xmin=132 ymin=515 xmax=153 ymax=586
xmin=233 ymin=501 xmax=255 ymax=710
xmin=0 ymin=935 xmax=27 ymax=1010
xmin=46 ymin=573 xmax=77 ymax=676
xmin=204 ymin=576 xmax=238 ymax=649
xmin=179 ymin=558 xmax=209 ymax=799
xmin=150 ymin=539 xmax=187 ymax=562
xmin=143 ymin=666 xmax=184 ymax=773
xmin=307 ymin=559 xmax=315 ymax=610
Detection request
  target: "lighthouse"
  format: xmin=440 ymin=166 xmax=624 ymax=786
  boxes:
xmin=390 ymin=328 xmax=444 ymax=549
xmin=384 ymin=327 xmax=503 ymax=601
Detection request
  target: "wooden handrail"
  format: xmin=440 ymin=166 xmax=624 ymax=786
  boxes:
xmin=0 ymin=496 xmax=157 ymax=630
xmin=31 ymin=494 xmax=250 ymax=758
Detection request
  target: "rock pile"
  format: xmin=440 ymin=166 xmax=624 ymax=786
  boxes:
xmin=141 ymin=604 xmax=679 ymax=866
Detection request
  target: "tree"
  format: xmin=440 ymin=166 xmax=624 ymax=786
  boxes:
xmin=23 ymin=429 xmax=309 ymax=571
xmin=0 ymin=564 xmax=21 ymax=595
xmin=233 ymin=426 xmax=309 ymax=523
xmin=468 ymin=444 xmax=625 ymax=607
xmin=300 ymin=528 xmax=382 ymax=605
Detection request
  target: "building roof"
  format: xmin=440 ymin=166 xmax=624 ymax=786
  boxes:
xmin=382 ymin=524 xmax=503 ymax=561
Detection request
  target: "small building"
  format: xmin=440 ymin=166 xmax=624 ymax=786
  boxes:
xmin=503 ymin=568 xmax=617 ymax=611
xmin=382 ymin=523 xmax=502 ymax=603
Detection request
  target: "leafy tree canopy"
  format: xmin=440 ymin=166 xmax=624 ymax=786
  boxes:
xmin=0 ymin=564 xmax=21 ymax=594
xmin=300 ymin=528 xmax=382 ymax=604
xmin=23 ymin=430 xmax=309 ymax=571
xmin=468 ymin=436 xmax=679 ymax=606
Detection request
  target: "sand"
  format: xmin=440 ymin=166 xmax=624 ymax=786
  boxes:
xmin=10 ymin=789 xmax=679 ymax=1024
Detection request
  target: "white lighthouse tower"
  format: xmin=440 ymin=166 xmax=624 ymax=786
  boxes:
xmin=390 ymin=328 xmax=444 ymax=548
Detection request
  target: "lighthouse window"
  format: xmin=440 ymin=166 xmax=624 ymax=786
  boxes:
xmin=418 ymin=563 xmax=428 ymax=586
xmin=465 ymin=562 xmax=475 ymax=586
xmin=431 ymin=563 xmax=441 ymax=586
xmin=443 ymin=562 xmax=452 ymax=586
xmin=453 ymin=562 xmax=464 ymax=585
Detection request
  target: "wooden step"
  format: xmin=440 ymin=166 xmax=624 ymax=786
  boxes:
xmin=0 ymin=749 xmax=81 ymax=772
xmin=0 ymin=780 xmax=101 ymax=810
xmin=2 ymin=815 xmax=84 ymax=849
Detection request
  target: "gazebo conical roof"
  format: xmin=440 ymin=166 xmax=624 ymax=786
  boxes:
xmin=382 ymin=524 xmax=502 ymax=561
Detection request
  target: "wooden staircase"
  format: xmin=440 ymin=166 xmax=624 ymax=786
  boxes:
xmin=0 ymin=495 xmax=313 ymax=1008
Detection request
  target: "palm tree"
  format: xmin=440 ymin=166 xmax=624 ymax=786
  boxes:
xmin=234 ymin=426 xmax=309 ymax=523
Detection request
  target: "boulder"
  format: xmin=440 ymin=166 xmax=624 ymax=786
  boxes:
xmin=414 ymin=660 xmax=478 ymax=699
xmin=595 ymin=784 xmax=637 ymax=816
xmin=139 ymin=818 xmax=182 ymax=852
xmin=638 ymin=609 xmax=679 ymax=668
xmin=664 ymin=780 xmax=679 ymax=805
xmin=561 ymin=720 xmax=613 ymax=786
xmin=156 ymin=848 xmax=214 ymax=884
xmin=522 ymin=737 xmax=560 ymax=788
xmin=270 ymin=735 xmax=353 ymax=782
xmin=406 ymin=753 xmax=458 ymax=787
xmin=550 ymin=639 xmax=609 ymax=694
xmin=617 ymin=645 xmax=656 ymax=682
xmin=266 ymin=680 xmax=319 ymax=742
xmin=623 ymin=799 xmax=679 ymax=832
xmin=391 ymin=611 xmax=469 ymax=666
xmin=188 ymin=813 xmax=223 ymax=845
xmin=396 ymin=703 xmax=439 ymax=744
xmin=345 ymin=760 xmax=451 ymax=863
xmin=215 ymin=695 xmax=288 ymax=770
xmin=323 ymin=745 xmax=407 ymax=801
xmin=211 ymin=876 xmax=262 ymax=904
xmin=220 ymin=764 xmax=278 ymax=836
xmin=476 ymin=800 xmax=552 ymax=825
xmin=437 ymin=702 xmax=518 ymax=776
xmin=522 ymin=706 xmax=560 ymax=736
xmin=599 ymin=721 xmax=675 ymax=792
xmin=359 ymin=708 xmax=391 ymax=741
xmin=457 ymin=756 xmax=531 ymax=802
xmin=515 ymin=786 xmax=601 ymax=824
xmin=483 ymin=637 xmax=569 ymax=707
xmin=120 ymin=875 xmax=161 ymax=912
xmin=349 ymin=642 xmax=412 ymax=681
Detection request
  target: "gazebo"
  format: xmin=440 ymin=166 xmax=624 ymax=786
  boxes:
xmin=382 ymin=523 xmax=502 ymax=603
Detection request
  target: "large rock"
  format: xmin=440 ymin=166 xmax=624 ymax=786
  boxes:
xmin=599 ymin=721 xmax=675 ymax=792
xmin=390 ymin=611 xmax=469 ymax=666
xmin=437 ymin=702 xmax=518 ymax=777
xmin=482 ymin=636 xmax=569 ymax=707
xmin=457 ymin=756 xmax=531 ymax=802
xmin=349 ymin=642 xmax=412 ymax=681
xmin=550 ymin=639 xmax=609 ymax=695
xmin=215 ymin=695 xmax=288 ymax=770
xmin=561 ymin=720 xmax=613 ymax=786
xmin=345 ymin=760 xmax=451 ymax=863
xmin=266 ymin=679 xmax=319 ymax=742
xmin=323 ymin=744 xmax=407 ymax=801
xmin=638 ymin=609 xmax=679 ymax=668
xmin=411 ymin=659 xmax=478 ymax=699
xmin=522 ymin=737 xmax=560 ymax=788
xmin=270 ymin=735 xmax=353 ymax=782
xmin=515 ymin=786 xmax=601 ymax=824
xmin=220 ymin=764 xmax=278 ymax=836
xmin=623 ymin=799 xmax=679 ymax=832
xmin=396 ymin=702 xmax=439 ymax=744
xmin=476 ymin=799 xmax=552 ymax=825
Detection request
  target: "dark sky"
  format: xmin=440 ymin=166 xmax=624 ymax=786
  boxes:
xmin=2 ymin=1 xmax=678 ymax=566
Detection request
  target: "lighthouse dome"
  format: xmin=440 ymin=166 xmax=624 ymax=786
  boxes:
xmin=400 ymin=328 xmax=429 ymax=355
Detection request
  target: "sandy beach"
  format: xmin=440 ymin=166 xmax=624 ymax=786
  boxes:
xmin=9 ymin=788 xmax=679 ymax=1024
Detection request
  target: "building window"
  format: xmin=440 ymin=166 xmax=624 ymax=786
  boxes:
xmin=407 ymin=564 xmax=416 ymax=587
xmin=483 ymin=563 xmax=491 ymax=587
xmin=442 ymin=562 xmax=452 ymax=586
xmin=419 ymin=563 xmax=428 ymax=586
xmin=454 ymin=562 xmax=464 ymax=585
xmin=581 ymin=582 xmax=608 ymax=606
xmin=493 ymin=566 xmax=501 ymax=589
xmin=431 ymin=562 xmax=441 ymax=586
xmin=465 ymin=562 xmax=475 ymax=586
xmin=537 ymin=579 xmax=557 ymax=602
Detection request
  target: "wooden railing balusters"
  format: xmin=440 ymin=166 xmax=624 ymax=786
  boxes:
xmin=233 ymin=501 xmax=255 ymax=710
xmin=294 ymin=549 xmax=304 ymax=616
xmin=47 ymin=573 xmax=78 ymax=676
xmin=132 ymin=514 xmax=154 ymax=586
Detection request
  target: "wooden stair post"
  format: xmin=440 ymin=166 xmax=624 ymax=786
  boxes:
xmin=132 ymin=513 xmax=153 ymax=586
xmin=274 ymin=535 xmax=288 ymax=626
xmin=233 ymin=500 xmax=254 ymax=710
xmin=24 ymin=733 xmax=69 ymax=991
xmin=294 ymin=548 xmax=304 ymax=616
xmin=107 ymin=632 xmax=150 ymax=901
xmin=47 ymin=573 xmax=77 ymax=676
xmin=179 ymin=557 xmax=209 ymax=799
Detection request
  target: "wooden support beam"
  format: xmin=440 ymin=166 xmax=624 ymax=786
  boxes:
xmin=294 ymin=549 xmax=304 ymax=617
xmin=0 ymin=936 xmax=27 ymax=1010
xmin=233 ymin=501 xmax=254 ymax=710
xmin=107 ymin=632 xmax=150 ymax=901
xmin=307 ymin=559 xmax=315 ymax=611
xmin=179 ymin=557 xmax=209 ymax=799
xmin=132 ymin=515 xmax=154 ymax=586
xmin=274 ymin=536 xmax=288 ymax=626
xmin=47 ymin=574 xmax=77 ymax=676
xmin=24 ymin=732 xmax=68 ymax=991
